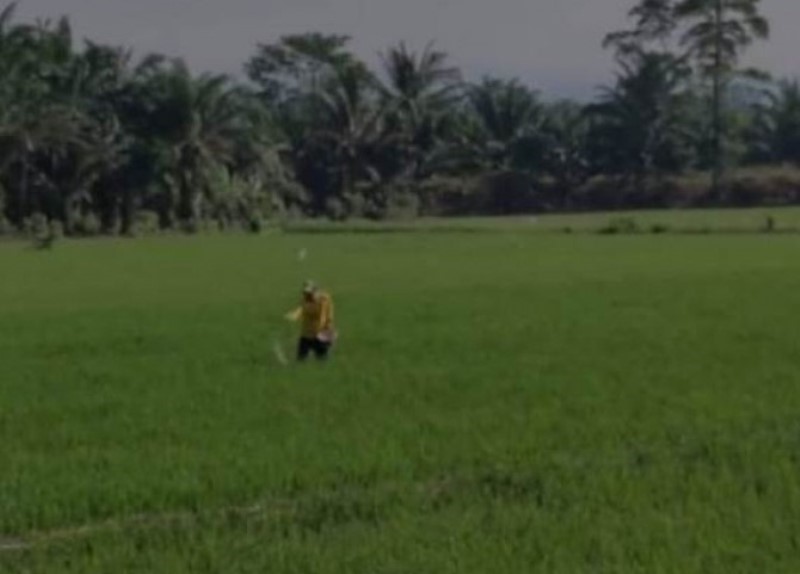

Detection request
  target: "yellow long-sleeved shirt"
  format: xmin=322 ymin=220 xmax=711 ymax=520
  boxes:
xmin=287 ymin=292 xmax=334 ymax=339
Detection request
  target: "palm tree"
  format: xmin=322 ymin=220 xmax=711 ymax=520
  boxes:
xmin=604 ymin=0 xmax=679 ymax=56
xmin=0 ymin=11 xmax=86 ymax=226
xmin=40 ymin=40 xmax=140 ymax=233
xmin=247 ymin=34 xmax=381 ymax=216
xmin=135 ymin=61 xmax=246 ymax=227
xmin=0 ymin=13 xmax=142 ymax=233
xmin=539 ymin=101 xmax=591 ymax=206
xmin=457 ymin=78 xmax=543 ymax=172
xmin=747 ymin=80 xmax=800 ymax=165
xmin=675 ymin=0 xmax=770 ymax=193
xmin=0 ymin=3 xmax=35 ymax=221
xmin=0 ymin=105 xmax=83 ymax=224
xmin=204 ymin=85 xmax=296 ymax=226
xmin=587 ymin=50 xmax=694 ymax=192
xmin=311 ymin=63 xmax=386 ymax=208
xmin=379 ymin=42 xmax=461 ymax=179
xmin=245 ymin=33 xmax=356 ymax=103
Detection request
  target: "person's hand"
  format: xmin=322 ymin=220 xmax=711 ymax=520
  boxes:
xmin=318 ymin=328 xmax=338 ymax=343
xmin=285 ymin=309 xmax=302 ymax=322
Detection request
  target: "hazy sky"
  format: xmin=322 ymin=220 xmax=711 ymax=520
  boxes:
xmin=14 ymin=0 xmax=800 ymax=98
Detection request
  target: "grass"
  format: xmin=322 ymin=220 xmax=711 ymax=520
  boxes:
xmin=2 ymin=218 xmax=800 ymax=572
xmin=283 ymin=205 xmax=800 ymax=235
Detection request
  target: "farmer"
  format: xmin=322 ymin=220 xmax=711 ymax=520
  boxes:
xmin=285 ymin=281 xmax=336 ymax=361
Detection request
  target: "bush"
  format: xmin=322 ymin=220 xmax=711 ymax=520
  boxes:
xmin=416 ymin=177 xmax=469 ymax=216
xmin=73 ymin=213 xmax=102 ymax=236
xmin=362 ymin=196 xmax=387 ymax=220
xmin=180 ymin=219 xmax=201 ymax=234
xmin=650 ymin=223 xmax=670 ymax=235
xmin=476 ymin=171 xmax=536 ymax=215
xmin=325 ymin=197 xmax=350 ymax=221
xmin=24 ymin=213 xmax=49 ymax=238
xmin=599 ymin=217 xmax=639 ymax=235
xmin=0 ymin=217 xmax=11 ymax=236
xmin=576 ymin=176 xmax=625 ymax=210
xmin=102 ymin=216 xmax=122 ymax=236
xmin=384 ymin=192 xmax=420 ymax=221
xmin=49 ymin=220 xmax=65 ymax=239
xmin=197 ymin=218 xmax=225 ymax=234
xmin=130 ymin=210 xmax=161 ymax=236
xmin=248 ymin=215 xmax=264 ymax=234
xmin=344 ymin=194 xmax=367 ymax=219
xmin=728 ymin=178 xmax=762 ymax=207
xmin=283 ymin=205 xmax=305 ymax=222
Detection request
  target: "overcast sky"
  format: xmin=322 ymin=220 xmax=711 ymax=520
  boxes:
xmin=14 ymin=0 xmax=800 ymax=99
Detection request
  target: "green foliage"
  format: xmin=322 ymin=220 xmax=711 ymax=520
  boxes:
xmin=599 ymin=216 xmax=640 ymax=234
xmin=324 ymin=195 xmax=351 ymax=221
xmin=537 ymin=101 xmax=592 ymax=206
xmin=130 ymin=210 xmax=160 ymax=236
xmin=588 ymin=50 xmax=696 ymax=182
xmin=676 ymin=0 xmax=769 ymax=75
xmin=245 ymin=33 xmax=357 ymax=103
xmin=604 ymin=0 xmax=679 ymax=55
xmin=0 ymin=5 xmax=291 ymax=235
xmin=378 ymin=42 xmax=462 ymax=181
xmin=0 ymin=1 xmax=790 ymax=227
xmin=48 ymin=218 xmax=64 ymax=239
xmin=23 ymin=212 xmax=49 ymax=237
xmin=457 ymin=78 xmax=544 ymax=172
xmin=746 ymin=80 xmax=800 ymax=164
xmin=72 ymin=212 xmax=102 ymax=236
xmin=675 ymin=0 xmax=770 ymax=190
xmin=384 ymin=192 xmax=421 ymax=220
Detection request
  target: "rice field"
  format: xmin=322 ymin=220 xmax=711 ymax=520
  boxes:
xmin=2 ymin=212 xmax=800 ymax=572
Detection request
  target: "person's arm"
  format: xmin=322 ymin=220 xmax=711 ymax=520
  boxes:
xmin=285 ymin=307 xmax=302 ymax=322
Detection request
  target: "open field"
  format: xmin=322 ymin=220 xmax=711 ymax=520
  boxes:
xmin=2 ymin=217 xmax=800 ymax=572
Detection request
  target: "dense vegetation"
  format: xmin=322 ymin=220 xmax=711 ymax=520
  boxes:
xmin=1 ymin=0 xmax=796 ymax=236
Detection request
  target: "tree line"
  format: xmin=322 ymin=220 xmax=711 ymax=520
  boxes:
xmin=0 ymin=0 xmax=796 ymax=236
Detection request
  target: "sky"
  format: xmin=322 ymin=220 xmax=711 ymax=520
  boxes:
xmin=14 ymin=0 xmax=800 ymax=99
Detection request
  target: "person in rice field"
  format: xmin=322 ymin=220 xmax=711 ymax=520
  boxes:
xmin=285 ymin=281 xmax=337 ymax=361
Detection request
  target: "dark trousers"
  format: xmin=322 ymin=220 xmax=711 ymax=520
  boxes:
xmin=297 ymin=337 xmax=331 ymax=361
